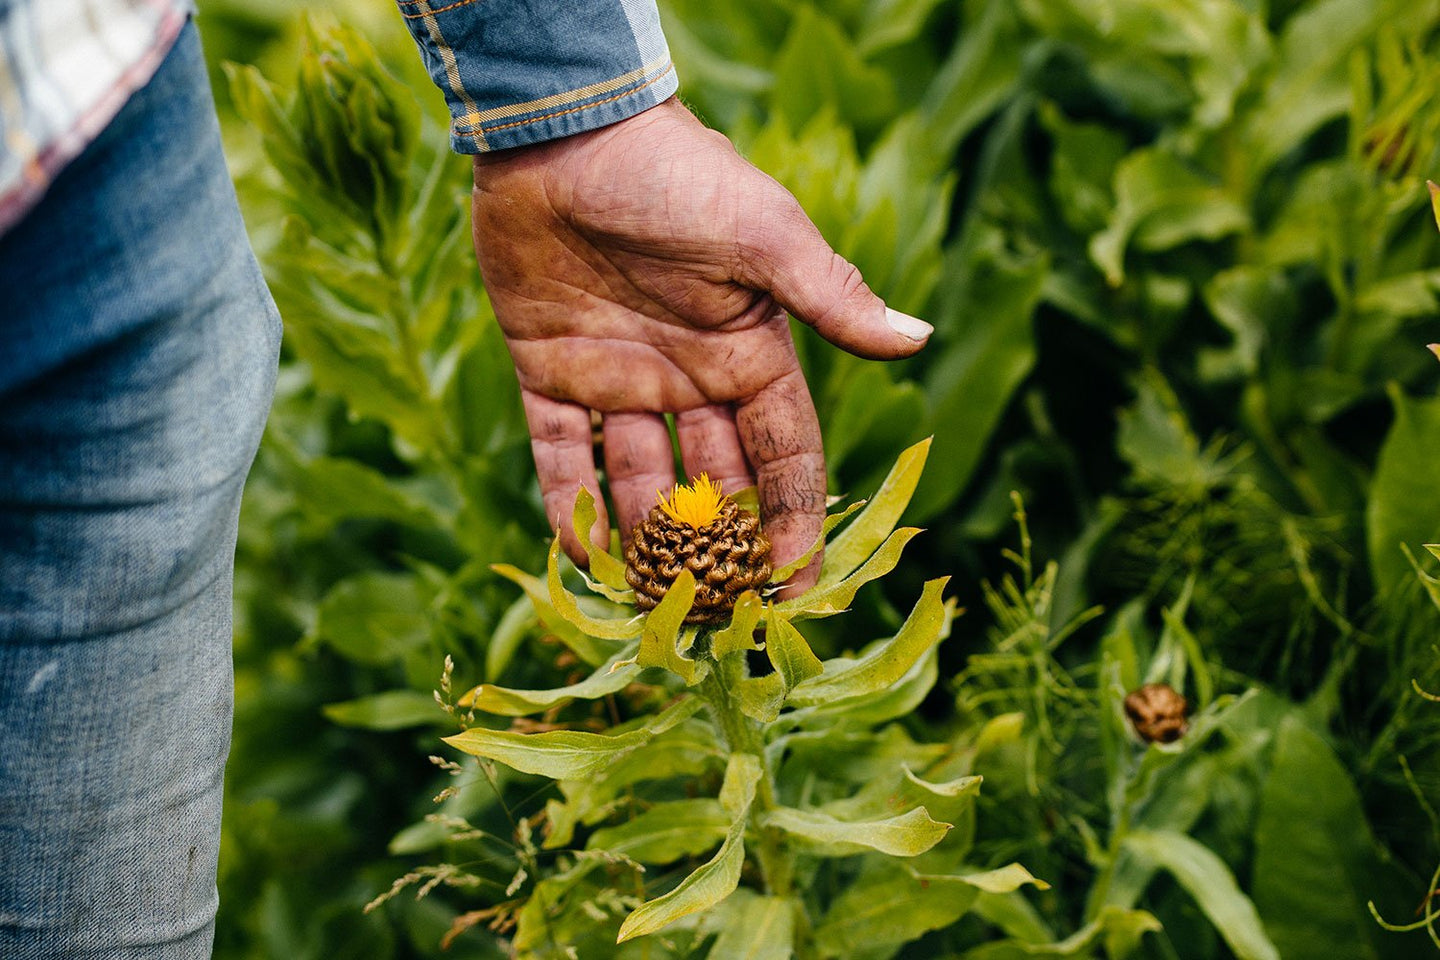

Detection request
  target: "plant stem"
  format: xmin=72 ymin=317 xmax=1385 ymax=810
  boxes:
xmin=700 ymin=657 xmax=795 ymax=900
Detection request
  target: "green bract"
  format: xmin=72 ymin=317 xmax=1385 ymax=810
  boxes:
xmin=439 ymin=440 xmax=1045 ymax=956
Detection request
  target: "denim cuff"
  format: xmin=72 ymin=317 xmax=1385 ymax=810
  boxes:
xmin=395 ymin=0 xmax=679 ymax=153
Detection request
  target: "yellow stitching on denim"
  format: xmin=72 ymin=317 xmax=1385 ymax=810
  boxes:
xmin=456 ymin=64 xmax=674 ymax=139
xmin=412 ymin=0 xmax=487 ymax=150
xmin=399 ymin=0 xmax=481 ymax=19
xmin=452 ymin=54 xmax=672 ymax=128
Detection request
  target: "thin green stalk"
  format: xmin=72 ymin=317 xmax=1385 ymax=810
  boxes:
xmin=700 ymin=657 xmax=795 ymax=900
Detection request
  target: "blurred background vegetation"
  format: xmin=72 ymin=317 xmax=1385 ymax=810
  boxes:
xmin=196 ymin=0 xmax=1440 ymax=956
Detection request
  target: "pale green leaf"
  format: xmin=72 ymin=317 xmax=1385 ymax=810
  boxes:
xmin=571 ymin=486 xmax=632 ymax=594
xmin=763 ymin=805 xmax=950 ymax=857
xmin=770 ymin=500 xmax=865 ymax=584
xmin=814 ymin=860 xmax=1044 ymax=955
xmin=789 ymin=577 xmax=950 ymax=706
xmin=819 ymin=438 xmax=930 ymax=586
xmin=629 ymin=569 xmax=702 ymax=683
xmin=1122 ymin=829 xmax=1279 ymax=960
xmin=546 ymin=538 xmax=644 ymax=640
xmin=707 ymin=890 xmax=796 ymax=960
xmin=766 ymin=614 xmax=824 ymax=693
xmin=460 ymin=644 xmax=643 ymax=716
xmin=322 ymin=689 xmax=446 ymax=730
xmin=712 ymin=591 xmax=765 ymax=659
xmin=617 ymin=753 xmax=761 ymax=942
xmin=781 ymin=527 xmax=922 ymax=618
xmin=492 ymin=562 xmax=620 ymax=667
xmin=443 ymin=697 xmax=701 ymax=780
xmin=588 ymin=799 xmax=729 ymax=865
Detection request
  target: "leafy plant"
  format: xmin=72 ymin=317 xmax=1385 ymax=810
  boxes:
xmin=395 ymin=441 xmax=1048 ymax=957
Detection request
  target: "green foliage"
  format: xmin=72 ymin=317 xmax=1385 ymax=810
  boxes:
xmin=209 ymin=0 xmax=1440 ymax=956
xmin=423 ymin=441 xmax=1038 ymax=958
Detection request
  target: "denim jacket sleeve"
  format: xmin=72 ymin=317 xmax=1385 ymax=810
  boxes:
xmin=394 ymin=0 xmax=678 ymax=153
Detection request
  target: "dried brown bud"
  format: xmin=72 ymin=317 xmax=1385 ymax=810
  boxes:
xmin=1124 ymin=683 xmax=1189 ymax=743
xmin=624 ymin=498 xmax=772 ymax=625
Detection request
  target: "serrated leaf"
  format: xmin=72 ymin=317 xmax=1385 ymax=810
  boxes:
xmin=617 ymin=753 xmax=761 ymax=942
xmin=571 ymin=486 xmax=632 ymax=594
xmin=322 ymin=690 xmax=447 ymax=730
xmin=443 ymin=697 xmax=701 ymax=780
xmin=546 ymin=538 xmax=644 ymax=641
xmin=763 ymin=805 xmax=950 ymax=857
xmin=818 ymin=438 xmax=930 ymax=586
xmin=789 ymin=578 xmax=950 ymax=706
xmin=459 ymin=643 xmax=642 ymax=716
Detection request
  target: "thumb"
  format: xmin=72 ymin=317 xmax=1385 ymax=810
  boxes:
xmin=738 ymin=190 xmax=933 ymax=359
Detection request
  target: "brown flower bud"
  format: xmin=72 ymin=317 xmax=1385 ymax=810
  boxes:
xmin=624 ymin=478 xmax=771 ymax=624
xmin=1124 ymin=683 xmax=1189 ymax=743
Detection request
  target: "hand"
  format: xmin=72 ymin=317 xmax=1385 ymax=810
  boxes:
xmin=470 ymin=97 xmax=931 ymax=595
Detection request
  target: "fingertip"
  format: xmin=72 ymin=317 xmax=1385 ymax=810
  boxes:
xmin=884 ymin=307 xmax=933 ymax=347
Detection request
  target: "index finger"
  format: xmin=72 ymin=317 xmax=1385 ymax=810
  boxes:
xmin=735 ymin=366 xmax=826 ymax=598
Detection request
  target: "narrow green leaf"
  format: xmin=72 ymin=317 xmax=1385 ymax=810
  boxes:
xmin=617 ymin=753 xmax=761 ymax=942
xmin=322 ymin=690 xmax=446 ymax=730
xmin=629 ymin=569 xmax=701 ymax=683
xmin=546 ymin=538 xmax=643 ymax=641
xmin=818 ymin=438 xmax=930 ymax=586
xmin=571 ymin=486 xmax=632 ymax=593
xmin=764 ymin=805 xmax=950 ymax=857
xmin=461 ymin=644 xmax=643 ymax=716
xmin=789 ymin=578 xmax=950 ymax=706
xmin=770 ymin=500 xmax=865 ymax=584
xmin=588 ymin=799 xmax=729 ymax=866
xmin=780 ymin=527 xmax=923 ymax=618
xmin=492 ymin=563 xmax=619 ymax=667
xmin=766 ymin=614 xmax=824 ymax=693
xmin=443 ymin=697 xmax=701 ymax=780
xmin=712 ymin=591 xmax=765 ymax=659
xmin=1122 ymin=829 xmax=1279 ymax=960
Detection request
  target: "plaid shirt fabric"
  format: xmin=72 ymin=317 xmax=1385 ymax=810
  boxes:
xmin=0 ymin=0 xmax=193 ymax=235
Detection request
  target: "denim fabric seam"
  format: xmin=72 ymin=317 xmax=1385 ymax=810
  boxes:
xmin=456 ymin=62 xmax=674 ymax=140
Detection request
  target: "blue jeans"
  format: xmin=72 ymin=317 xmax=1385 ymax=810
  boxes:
xmin=0 ymin=23 xmax=279 ymax=958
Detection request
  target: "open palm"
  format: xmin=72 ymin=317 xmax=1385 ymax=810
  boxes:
xmin=471 ymin=98 xmax=930 ymax=593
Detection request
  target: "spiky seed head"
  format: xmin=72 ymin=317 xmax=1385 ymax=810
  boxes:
xmin=625 ymin=475 xmax=771 ymax=624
